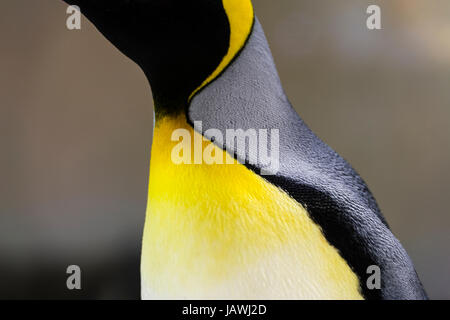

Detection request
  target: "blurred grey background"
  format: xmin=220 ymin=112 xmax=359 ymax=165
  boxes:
xmin=1 ymin=0 xmax=449 ymax=299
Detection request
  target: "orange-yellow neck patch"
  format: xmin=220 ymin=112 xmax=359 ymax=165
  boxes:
xmin=189 ymin=0 xmax=254 ymax=101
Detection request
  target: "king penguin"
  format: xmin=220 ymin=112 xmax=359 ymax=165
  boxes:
xmin=61 ymin=0 xmax=427 ymax=300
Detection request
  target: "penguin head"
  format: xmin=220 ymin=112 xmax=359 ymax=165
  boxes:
xmin=63 ymin=0 xmax=254 ymax=117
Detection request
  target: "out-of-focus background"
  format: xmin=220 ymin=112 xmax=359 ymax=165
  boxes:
xmin=1 ymin=0 xmax=449 ymax=299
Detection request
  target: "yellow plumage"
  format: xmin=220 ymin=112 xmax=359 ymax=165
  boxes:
xmin=141 ymin=0 xmax=362 ymax=300
xmin=141 ymin=115 xmax=362 ymax=299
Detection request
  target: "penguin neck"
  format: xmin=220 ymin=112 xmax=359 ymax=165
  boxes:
xmin=150 ymin=0 xmax=255 ymax=125
xmin=151 ymin=18 xmax=288 ymax=139
xmin=186 ymin=18 xmax=292 ymax=136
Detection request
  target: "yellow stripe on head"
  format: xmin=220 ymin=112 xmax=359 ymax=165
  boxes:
xmin=189 ymin=0 xmax=254 ymax=101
